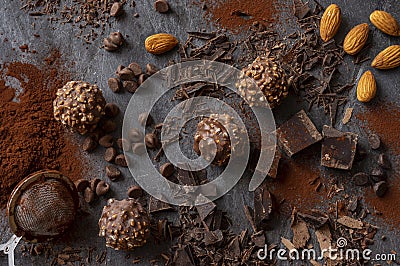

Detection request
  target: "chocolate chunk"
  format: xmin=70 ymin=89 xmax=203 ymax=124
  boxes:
xmin=102 ymin=120 xmax=117 ymax=133
xmin=368 ymin=134 xmax=381 ymax=150
xmin=74 ymin=179 xmax=90 ymax=193
xmin=110 ymin=2 xmax=123 ymax=17
xmin=109 ymin=32 xmax=124 ymax=46
xmin=145 ymin=133 xmax=158 ymax=149
xmin=370 ymin=167 xmax=386 ymax=182
xmin=117 ymin=138 xmax=131 ymax=152
xmin=196 ymin=201 xmax=216 ymax=221
xmin=128 ymin=128 xmax=143 ymax=142
xmin=104 ymin=103 xmax=120 ymax=118
xmin=149 ymin=196 xmax=174 ymax=213
xmin=347 ymin=197 xmax=358 ymax=212
xmin=96 ymin=181 xmax=110 ymax=196
xmin=268 ymin=149 xmax=281 ymax=178
xmin=106 ymin=165 xmax=122 ymax=181
xmin=154 ymin=0 xmax=170 ymax=13
xmin=378 ymin=153 xmax=391 ymax=169
xmin=116 ymin=66 xmax=135 ymax=81
xmin=108 ymin=77 xmax=122 ymax=93
xmin=82 ymin=136 xmax=98 ymax=152
xmin=128 ymin=62 xmax=142 ymax=77
xmin=146 ymin=63 xmax=159 ymax=75
xmin=353 ymin=172 xmax=370 ymax=186
xmin=173 ymin=246 xmax=195 ymax=266
xmin=138 ymin=112 xmax=153 ymax=126
xmin=123 ymin=80 xmax=138 ymax=93
xmin=293 ymin=0 xmax=311 ymax=19
xmin=373 ymin=181 xmax=388 ymax=197
xmin=132 ymin=143 xmax=146 ymax=155
xmin=103 ymin=37 xmax=119 ymax=51
xmin=115 ymin=154 xmax=128 ymax=167
xmin=104 ymin=147 xmax=117 ymax=162
xmin=254 ymin=187 xmax=274 ymax=230
xmin=203 ymin=229 xmax=223 ymax=246
xmin=99 ymin=134 xmax=114 ymax=148
xmin=84 ymin=187 xmax=96 ymax=203
xmin=160 ymin=162 xmax=175 ymax=177
xmin=127 ymin=185 xmax=143 ymax=199
xmin=276 ymin=110 xmax=322 ymax=157
xmin=137 ymin=74 xmax=147 ymax=85
xmin=297 ymin=211 xmax=329 ymax=228
xmin=321 ymin=125 xmax=358 ymax=170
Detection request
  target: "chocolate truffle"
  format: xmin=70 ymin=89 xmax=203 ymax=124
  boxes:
xmin=53 ymin=81 xmax=106 ymax=135
xmin=98 ymin=198 xmax=150 ymax=250
xmin=194 ymin=114 xmax=243 ymax=166
xmin=238 ymin=56 xmax=288 ymax=108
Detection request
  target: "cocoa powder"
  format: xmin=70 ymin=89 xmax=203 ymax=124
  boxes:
xmin=0 ymin=51 xmax=87 ymax=207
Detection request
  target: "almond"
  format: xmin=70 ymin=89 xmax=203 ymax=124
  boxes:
xmin=145 ymin=33 xmax=178 ymax=55
xmin=320 ymin=4 xmax=342 ymax=42
xmin=357 ymin=70 xmax=376 ymax=103
xmin=343 ymin=23 xmax=369 ymax=55
xmin=370 ymin=10 xmax=400 ymax=37
xmin=371 ymin=45 xmax=400 ymax=70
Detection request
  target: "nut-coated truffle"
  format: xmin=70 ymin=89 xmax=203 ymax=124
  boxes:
xmin=53 ymin=81 xmax=106 ymax=135
xmin=98 ymin=198 xmax=150 ymax=250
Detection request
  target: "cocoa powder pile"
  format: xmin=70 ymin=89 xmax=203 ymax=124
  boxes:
xmin=0 ymin=51 xmax=87 ymax=207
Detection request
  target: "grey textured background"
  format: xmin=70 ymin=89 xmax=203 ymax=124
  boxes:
xmin=0 ymin=0 xmax=399 ymax=265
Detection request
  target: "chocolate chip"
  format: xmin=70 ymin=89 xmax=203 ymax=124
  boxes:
xmin=108 ymin=77 xmax=122 ymax=93
xmin=106 ymin=165 xmax=122 ymax=181
xmin=115 ymin=154 xmax=128 ymax=167
xmin=160 ymin=162 xmax=175 ymax=177
xmin=378 ymin=153 xmax=391 ymax=169
xmin=138 ymin=112 xmax=153 ymax=126
xmin=132 ymin=143 xmax=146 ymax=155
xmin=82 ymin=136 xmax=98 ymax=152
xmin=96 ymin=181 xmax=110 ymax=196
xmin=137 ymin=73 xmax=147 ymax=85
xmin=145 ymin=133 xmax=158 ymax=149
xmin=368 ymin=134 xmax=381 ymax=150
xmin=117 ymin=67 xmax=135 ymax=81
xmin=90 ymin=178 xmax=101 ymax=191
xmin=103 ymin=37 xmax=119 ymax=51
xmin=84 ymin=187 xmax=96 ymax=203
xmin=109 ymin=32 xmax=124 ymax=46
xmin=117 ymin=138 xmax=131 ymax=152
xmin=127 ymin=185 xmax=143 ymax=198
xmin=104 ymin=147 xmax=117 ymax=162
xmin=99 ymin=134 xmax=114 ymax=148
xmin=102 ymin=120 xmax=117 ymax=133
xmin=123 ymin=80 xmax=138 ymax=93
xmin=110 ymin=2 xmax=123 ymax=17
xmin=74 ymin=179 xmax=90 ymax=193
xmin=104 ymin=103 xmax=120 ymax=118
xmin=373 ymin=181 xmax=388 ymax=197
xmin=353 ymin=172 xmax=370 ymax=186
xmin=128 ymin=62 xmax=142 ymax=77
xmin=154 ymin=0 xmax=169 ymax=13
xmin=146 ymin=63 xmax=159 ymax=76
xmin=128 ymin=128 xmax=143 ymax=142
xmin=370 ymin=167 xmax=386 ymax=182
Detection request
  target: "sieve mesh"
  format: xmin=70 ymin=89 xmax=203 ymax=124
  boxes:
xmin=14 ymin=179 xmax=76 ymax=238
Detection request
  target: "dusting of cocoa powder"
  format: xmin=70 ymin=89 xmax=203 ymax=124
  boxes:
xmin=199 ymin=0 xmax=280 ymax=32
xmin=0 ymin=51 xmax=87 ymax=208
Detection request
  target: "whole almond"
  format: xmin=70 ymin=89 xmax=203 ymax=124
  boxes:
xmin=371 ymin=45 xmax=400 ymax=70
xmin=320 ymin=4 xmax=342 ymax=42
xmin=343 ymin=23 xmax=369 ymax=55
xmin=357 ymin=70 xmax=376 ymax=103
xmin=145 ymin=33 xmax=178 ymax=55
xmin=370 ymin=10 xmax=400 ymax=37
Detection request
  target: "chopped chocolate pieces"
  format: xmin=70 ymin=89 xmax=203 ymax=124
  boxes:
xmin=297 ymin=211 xmax=329 ymax=229
xmin=149 ymin=196 xmax=174 ymax=213
xmin=377 ymin=153 xmax=391 ymax=169
xmin=108 ymin=77 xmax=122 ymax=93
xmin=373 ymin=181 xmax=388 ymax=197
xmin=321 ymin=125 xmax=358 ymax=170
xmin=368 ymin=133 xmax=381 ymax=150
xmin=268 ymin=149 xmax=281 ymax=178
xmin=253 ymin=186 xmax=274 ymax=230
xmin=277 ymin=110 xmax=322 ymax=157
xmin=196 ymin=201 xmax=216 ymax=221
xmin=352 ymin=172 xmax=370 ymax=186
xmin=342 ymin=107 xmax=353 ymax=125
xmin=110 ymin=2 xmax=123 ymax=17
xmin=293 ymin=0 xmax=311 ymax=19
xmin=203 ymin=230 xmax=224 ymax=246
xmin=173 ymin=246 xmax=195 ymax=266
xmin=336 ymin=216 xmax=363 ymax=229
xmin=106 ymin=165 xmax=121 ymax=181
xmin=291 ymin=219 xmax=310 ymax=249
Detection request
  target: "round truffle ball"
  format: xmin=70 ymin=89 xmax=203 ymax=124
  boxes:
xmin=238 ymin=57 xmax=288 ymax=108
xmin=98 ymin=198 xmax=150 ymax=250
xmin=53 ymin=81 xmax=106 ymax=135
xmin=194 ymin=114 xmax=243 ymax=166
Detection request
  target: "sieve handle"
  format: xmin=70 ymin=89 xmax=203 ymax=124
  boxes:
xmin=0 ymin=235 xmax=22 ymax=266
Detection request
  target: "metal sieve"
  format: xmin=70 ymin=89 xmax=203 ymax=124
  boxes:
xmin=1 ymin=170 xmax=79 ymax=266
